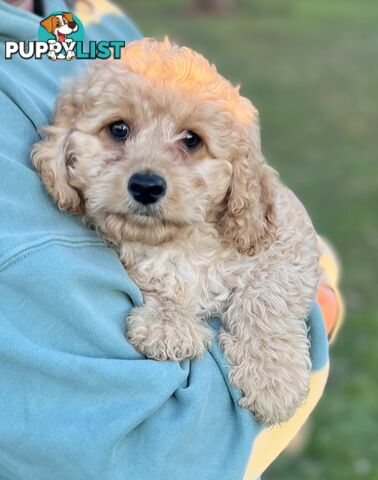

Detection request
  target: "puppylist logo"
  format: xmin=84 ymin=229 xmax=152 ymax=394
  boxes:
xmin=4 ymin=11 xmax=125 ymax=61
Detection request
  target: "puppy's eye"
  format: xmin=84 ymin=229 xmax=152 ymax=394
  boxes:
xmin=182 ymin=131 xmax=202 ymax=151
xmin=56 ymin=21 xmax=61 ymax=26
xmin=108 ymin=121 xmax=130 ymax=141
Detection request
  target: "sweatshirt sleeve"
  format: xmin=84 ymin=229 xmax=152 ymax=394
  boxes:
xmin=0 ymin=239 xmax=265 ymax=480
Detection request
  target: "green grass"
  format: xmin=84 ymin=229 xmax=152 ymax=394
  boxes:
xmin=115 ymin=1 xmax=378 ymax=478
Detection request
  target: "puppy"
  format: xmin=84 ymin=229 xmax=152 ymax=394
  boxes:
xmin=32 ymin=38 xmax=320 ymax=426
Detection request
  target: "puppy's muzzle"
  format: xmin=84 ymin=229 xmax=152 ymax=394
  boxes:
xmin=128 ymin=171 xmax=167 ymax=205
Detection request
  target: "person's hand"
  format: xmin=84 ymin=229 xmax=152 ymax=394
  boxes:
xmin=316 ymin=235 xmax=344 ymax=341
xmin=317 ymin=267 xmax=340 ymax=337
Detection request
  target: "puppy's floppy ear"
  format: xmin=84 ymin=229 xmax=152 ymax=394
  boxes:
xmin=32 ymin=89 xmax=83 ymax=215
xmin=63 ymin=12 xmax=74 ymax=23
xmin=40 ymin=16 xmax=54 ymax=33
xmin=222 ymin=112 xmax=278 ymax=256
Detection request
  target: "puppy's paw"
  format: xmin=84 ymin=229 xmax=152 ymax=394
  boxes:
xmin=126 ymin=303 xmax=212 ymax=361
xmin=219 ymin=330 xmax=311 ymax=426
xmin=236 ymin=377 xmax=309 ymax=426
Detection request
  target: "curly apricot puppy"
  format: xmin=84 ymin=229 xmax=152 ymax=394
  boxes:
xmin=32 ymin=38 xmax=320 ymax=425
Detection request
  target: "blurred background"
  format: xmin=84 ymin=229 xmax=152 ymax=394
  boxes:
xmin=115 ymin=1 xmax=378 ymax=478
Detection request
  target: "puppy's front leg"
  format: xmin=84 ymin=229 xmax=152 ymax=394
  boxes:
xmin=219 ymin=284 xmax=312 ymax=426
xmin=126 ymin=296 xmax=212 ymax=361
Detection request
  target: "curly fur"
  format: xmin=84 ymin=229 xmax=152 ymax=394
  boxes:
xmin=32 ymin=38 xmax=320 ymax=426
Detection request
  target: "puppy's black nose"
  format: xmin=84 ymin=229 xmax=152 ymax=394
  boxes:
xmin=68 ymin=22 xmax=77 ymax=28
xmin=128 ymin=172 xmax=167 ymax=205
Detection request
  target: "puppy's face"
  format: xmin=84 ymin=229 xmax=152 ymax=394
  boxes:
xmin=65 ymin=71 xmax=240 ymax=244
xmin=33 ymin=39 xmax=277 ymax=253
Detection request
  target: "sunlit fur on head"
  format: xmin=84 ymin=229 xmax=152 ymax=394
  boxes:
xmin=121 ymin=37 xmax=256 ymax=127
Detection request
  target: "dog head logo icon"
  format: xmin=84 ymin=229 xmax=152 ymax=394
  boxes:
xmin=39 ymin=12 xmax=83 ymax=61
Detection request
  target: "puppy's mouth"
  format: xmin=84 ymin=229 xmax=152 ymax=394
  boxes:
xmin=118 ymin=203 xmax=164 ymax=222
xmin=101 ymin=204 xmax=188 ymax=246
xmin=109 ymin=203 xmax=189 ymax=232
